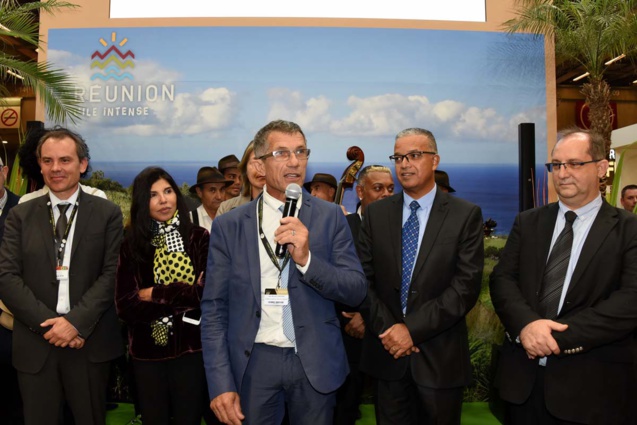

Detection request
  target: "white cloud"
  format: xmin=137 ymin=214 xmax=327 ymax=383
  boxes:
xmin=265 ymin=90 xmax=544 ymax=143
xmin=266 ymin=88 xmax=331 ymax=131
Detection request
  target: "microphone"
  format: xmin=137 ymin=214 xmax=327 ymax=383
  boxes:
xmin=276 ymin=183 xmax=302 ymax=258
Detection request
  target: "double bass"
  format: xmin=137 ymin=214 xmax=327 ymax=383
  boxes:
xmin=334 ymin=146 xmax=365 ymax=206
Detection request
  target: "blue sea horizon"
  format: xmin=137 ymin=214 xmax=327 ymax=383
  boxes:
xmin=91 ymin=161 xmax=547 ymax=235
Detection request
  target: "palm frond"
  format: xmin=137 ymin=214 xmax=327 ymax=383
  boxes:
xmin=1 ymin=55 xmax=82 ymax=124
xmin=0 ymin=0 xmax=82 ymax=124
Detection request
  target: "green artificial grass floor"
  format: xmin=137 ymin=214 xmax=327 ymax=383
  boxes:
xmin=106 ymin=402 xmax=501 ymax=424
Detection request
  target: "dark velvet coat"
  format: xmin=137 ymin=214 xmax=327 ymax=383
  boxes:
xmin=116 ymin=226 xmax=209 ymax=361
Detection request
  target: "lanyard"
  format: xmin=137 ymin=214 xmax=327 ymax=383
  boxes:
xmin=257 ymin=195 xmax=290 ymax=287
xmin=47 ymin=198 xmax=80 ymax=266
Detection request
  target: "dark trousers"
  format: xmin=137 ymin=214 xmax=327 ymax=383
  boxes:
xmin=507 ymin=367 xmax=583 ymax=425
xmin=240 ymin=343 xmax=336 ymax=425
xmin=0 ymin=326 xmax=23 ymax=425
xmin=133 ymin=351 xmax=210 ymax=425
xmin=17 ymin=346 xmax=110 ymax=425
xmin=376 ymin=368 xmax=463 ymax=425
xmin=334 ymin=365 xmax=363 ymax=425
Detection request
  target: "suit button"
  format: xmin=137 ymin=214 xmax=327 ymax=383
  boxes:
xmin=244 ymin=350 xmax=250 ymax=357
xmin=256 ymin=311 xmax=261 ymax=318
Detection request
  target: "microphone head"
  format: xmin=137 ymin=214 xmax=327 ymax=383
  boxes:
xmin=285 ymin=183 xmax=302 ymax=200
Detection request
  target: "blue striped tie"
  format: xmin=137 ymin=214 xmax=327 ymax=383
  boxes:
xmin=401 ymin=201 xmax=420 ymax=313
xmin=278 ymin=205 xmax=296 ymax=342
xmin=280 ymin=256 xmax=295 ymax=342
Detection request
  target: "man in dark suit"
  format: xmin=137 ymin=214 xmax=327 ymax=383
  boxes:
xmin=359 ymin=127 xmax=484 ymax=424
xmin=0 ymin=128 xmax=124 ymax=425
xmin=0 ymin=157 xmax=22 ymax=424
xmin=201 ymin=120 xmax=367 ymax=425
xmin=336 ymin=164 xmax=395 ymax=425
xmin=490 ymin=128 xmax=637 ymax=425
xmin=0 ymin=158 xmax=20 ymax=241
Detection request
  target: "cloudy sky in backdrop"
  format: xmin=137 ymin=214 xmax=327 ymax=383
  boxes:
xmin=48 ymin=27 xmax=547 ymax=166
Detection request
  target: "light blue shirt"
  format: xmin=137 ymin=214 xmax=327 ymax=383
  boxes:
xmin=401 ymin=185 xmax=437 ymax=289
xmin=539 ymin=195 xmax=602 ymax=366
xmin=552 ymin=196 xmax=603 ymax=314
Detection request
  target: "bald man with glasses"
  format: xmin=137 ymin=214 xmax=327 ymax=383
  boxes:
xmin=490 ymin=128 xmax=637 ymax=425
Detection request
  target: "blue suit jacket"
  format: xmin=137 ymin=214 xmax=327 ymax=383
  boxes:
xmin=201 ymin=191 xmax=366 ymax=400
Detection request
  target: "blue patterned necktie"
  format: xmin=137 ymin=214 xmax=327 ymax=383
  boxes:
xmin=278 ymin=205 xmax=296 ymax=342
xmin=401 ymin=201 xmax=420 ymax=313
xmin=539 ymin=211 xmax=577 ymax=319
xmin=280 ymin=258 xmax=296 ymax=342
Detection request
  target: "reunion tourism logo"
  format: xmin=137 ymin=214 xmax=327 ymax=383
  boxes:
xmin=76 ymin=31 xmax=175 ymax=118
xmin=90 ymin=32 xmax=135 ymax=81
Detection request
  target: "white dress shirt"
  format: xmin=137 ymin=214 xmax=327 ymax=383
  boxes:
xmin=254 ymin=186 xmax=310 ymax=347
xmin=19 ymin=184 xmax=106 ymax=204
xmin=190 ymin=204 xmax=213 ymax=232
xmin=50 ymin=188 xmax=80 ymax=315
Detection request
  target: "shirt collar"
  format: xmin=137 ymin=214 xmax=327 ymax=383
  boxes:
xmin=262 ymin=185 xmax=303 ymax=213
xmin=558 ymin=195 xmax=603 ymax=221
xmin=403 ymin=184 xmax=437 ymax=211
xmin=49 ymin=186 xmax=80 ymax=209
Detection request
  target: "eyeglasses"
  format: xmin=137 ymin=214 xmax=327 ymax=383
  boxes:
xmin=258 ymin=148 xmax=311 ymax=162
xmin=544 ymin=159 xmax=601 ymax=173
xmin=389 ymin=151 xmax=437 ymax=164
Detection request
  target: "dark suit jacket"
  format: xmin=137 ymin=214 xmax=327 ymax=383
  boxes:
xmin=0 ymin=190 xmax=124 ymax=373
xmin=490 ymin=201 xmax=637 ymax=424
xmin=359 ymin=189 xmax=484 ymax=388
xmin=337 ymin=212 xmax=364 ymax=362
xmin=346 ymin=213 xmax=362 ymax=255
xmin=0 ymin=190 xmax=20 ymax=242
xmin=201 ymin=191 xmax=367 ymax=400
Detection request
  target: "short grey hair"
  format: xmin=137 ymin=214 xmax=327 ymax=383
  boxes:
xmin=253 ymin=120 xmax=306 ymax=158
xmin=395 ymin=128 xmax=438 ymax=152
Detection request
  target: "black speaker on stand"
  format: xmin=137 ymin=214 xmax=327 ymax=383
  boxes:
xmin=519 ymin=123 xmax=536 ymax=212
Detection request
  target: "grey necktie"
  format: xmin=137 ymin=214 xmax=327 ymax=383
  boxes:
xmin=56 ymin=204 xmax=70 ymax=243
xmin=539 ymin=211 xmax=577 ymax=319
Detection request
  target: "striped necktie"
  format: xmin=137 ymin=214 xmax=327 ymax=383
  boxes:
xmin=539 ymin=211 xmax=577 ymax=319
xmin=278 ymin=205 xmax=295 ymax=342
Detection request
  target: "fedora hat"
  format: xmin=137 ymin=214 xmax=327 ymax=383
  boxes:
xmin=435 ymin=170 xmax=456 ymax=193
xmin=189 ymin=167 xmax=232 ymax=194
xmin=303 ymin=173 xmax=338 ymax=192
xmin=218 ymin=154 xmax=240 ymax=174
